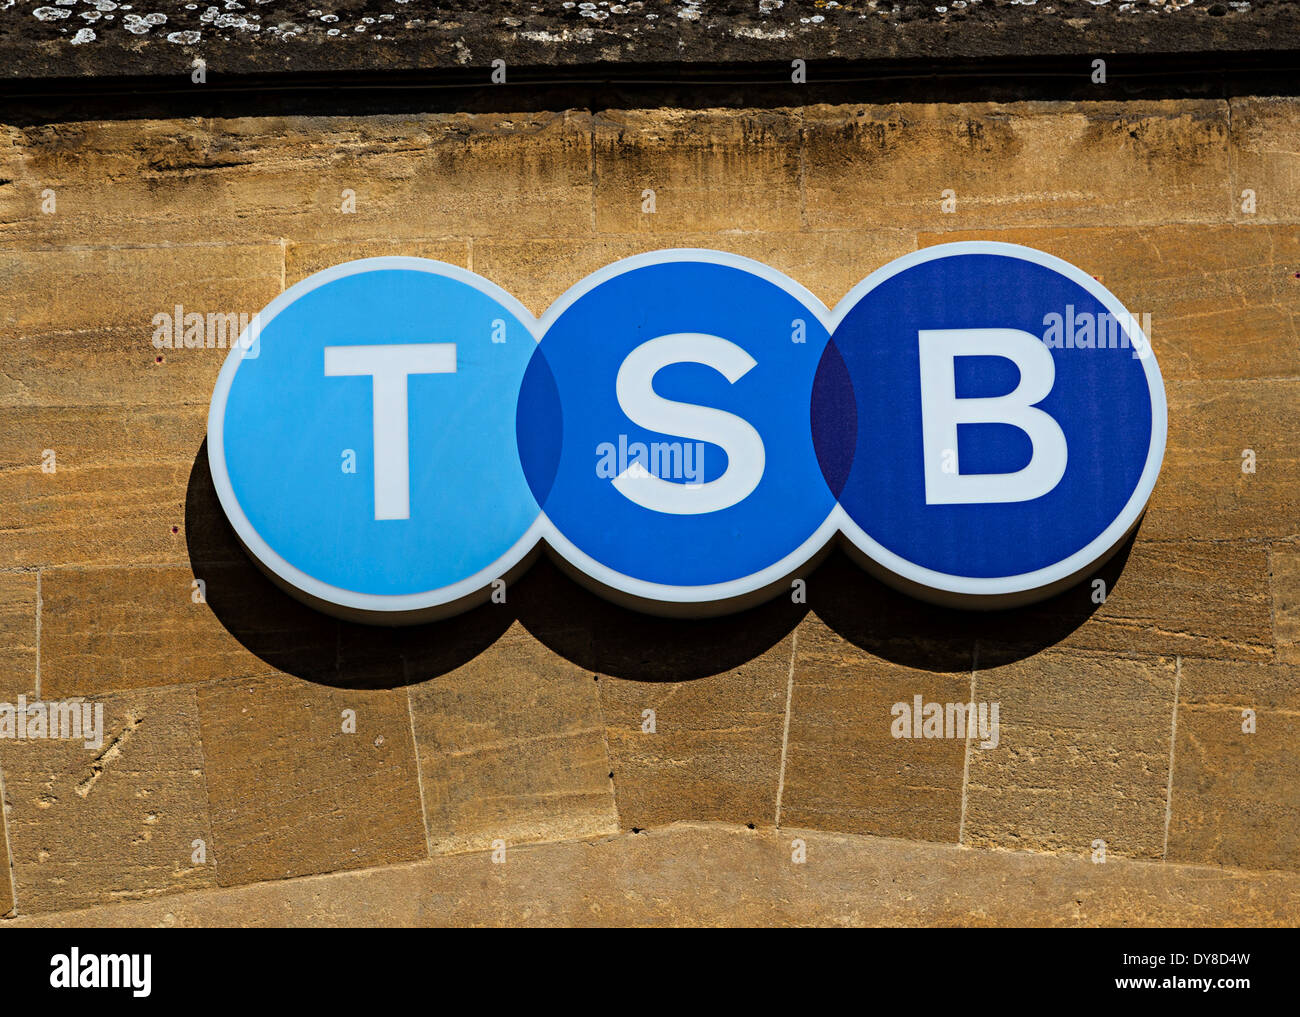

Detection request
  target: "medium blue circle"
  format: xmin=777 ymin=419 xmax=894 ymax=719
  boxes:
xmin=518 ymin=260 xmax=836 ymax=590
xmin=819 ymin=252 xmax=1153 ymax=580
xmin=221 ymin=267 xmax=539 ymax=597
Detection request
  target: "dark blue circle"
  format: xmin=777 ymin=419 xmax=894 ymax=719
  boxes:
xmin=818 ymin=253 xmax=1153 ymax=579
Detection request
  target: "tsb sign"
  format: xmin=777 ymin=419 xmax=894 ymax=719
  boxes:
xmin=207 ymin=243 xmax=1166 ymax=622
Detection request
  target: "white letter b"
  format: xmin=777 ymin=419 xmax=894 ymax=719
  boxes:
xmin=918 ymin=328 xmax=1066 ymax=505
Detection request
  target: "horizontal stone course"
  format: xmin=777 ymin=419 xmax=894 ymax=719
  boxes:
xmin=0 ymin=405 xmax=206 ymax=569
xmin=804 ymin=101 xmax=1233 ymax=232
xmin=7 ymin=824 xmax=1299 ymax=928
xmin=0 ymin=113 xmax=595 ymax=248
xmin=1149 ymin=380 xmax=1300 ymax=542
xmin=1229 ymin=97 xmax=1300 ymax=226
xmin=39 ymin=563 xmax=331 ymax=698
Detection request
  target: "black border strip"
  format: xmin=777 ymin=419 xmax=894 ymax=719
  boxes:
xmin=3 ymin=50 xmax=1299 ymax=124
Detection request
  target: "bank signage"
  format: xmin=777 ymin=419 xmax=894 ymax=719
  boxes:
xmin=206 ymin=243 xmax=1166 ymax=622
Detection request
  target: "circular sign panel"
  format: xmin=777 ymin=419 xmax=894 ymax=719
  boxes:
xmin=207 ymin=258 xmax=543 ymax=622
xmin=818 ymin=242 xmax=1167 ymax=607
xmin=517 ymin=251 xmax=839 ymax=614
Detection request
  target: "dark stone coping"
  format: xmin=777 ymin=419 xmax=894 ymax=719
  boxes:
xmin=2 ymin=0 xmax=1296 ymax=81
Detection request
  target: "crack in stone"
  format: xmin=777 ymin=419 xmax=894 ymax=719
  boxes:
xmin=75 ymin=712 xmax=142 ymax=798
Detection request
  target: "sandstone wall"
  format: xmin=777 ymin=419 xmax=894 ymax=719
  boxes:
xmin=1 ymin=97 xmax=1297 ymax=925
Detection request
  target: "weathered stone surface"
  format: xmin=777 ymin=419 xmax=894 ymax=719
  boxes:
xmin=780 ymin=614 xmax=970 ymax=843
xmin=1230 ymin=98 xmax=1300 ymax=225
xmin=39 ymin=564 xmax=334 ymax=698
xmin=0 ymin=572 xmax=37 ymax=700
xmin=1050 ymin=539 xmax=1273 ymax=663
xmin=0 ymin=405 xmax=203 ymax=569
xmin=1171 ymin=655 xmax=1300 ymax=875
xmin=408 ymin=622 xmax=617 ymax=855
xmin=474 ymin=236 xmax=668 ymax=318
xmin=285 ymin=238 xmax=469 ymax=287
xmin=8 ymin=823 xmax=1300 ymax=928
xmin=948 ymin=538 xmax=1273 ymax=665
xmin=785 ymin=535 xmax=1269 ymax=682
xmin=0 ymin=685 xmax=215 ymax=915
xmin=196 ymin=676 xmax=426 ymax=886
xmin=593 ymin=108 xmax=803 ymax=235
xmin=1178 ymin=658 xmax=1300 ymax=713
xmin=473 ymin=230 xmax=915 ymax=317
xmin=0 ymin=113 xmax=594 ymax=247
xmin=804 ymin=101 xmax=1231 ymax=233
xmin=965 ymin=650 xmax=1176 ymax=860
xmin=0 ymin=241 xmax=276 ymax=417
xmin=1168 ymin=704 xmax=1300 ymax=873
xmin=918 ymin=224 xmax=1300 ymax=382
xmin=1146 ymin=380 xmax=1300 ymax=542
xmin=1168 ymin=659 xmax=1300 ymax=874
xmin=1272 ymin=549 xmax=1300 ymax=665
xmin=598 ymin=633 xmax=793 ymax=831
xmin=332 ymin=597 xmax=513 ymax=691
xmin=1 ymin=327 xmax=227 ymax=414
xmin=0 ymin=242 xmax=280 ymax=350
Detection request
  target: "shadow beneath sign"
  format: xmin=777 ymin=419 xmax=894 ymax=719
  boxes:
xmin=186 ymin=441 xmax=1131 ymax=689
xmin=805 ymin=533 xmax=1137 ymax=674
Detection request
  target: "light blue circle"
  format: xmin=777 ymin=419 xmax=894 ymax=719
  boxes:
xmin=219 ymin=264 xmax=539 ymax=599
